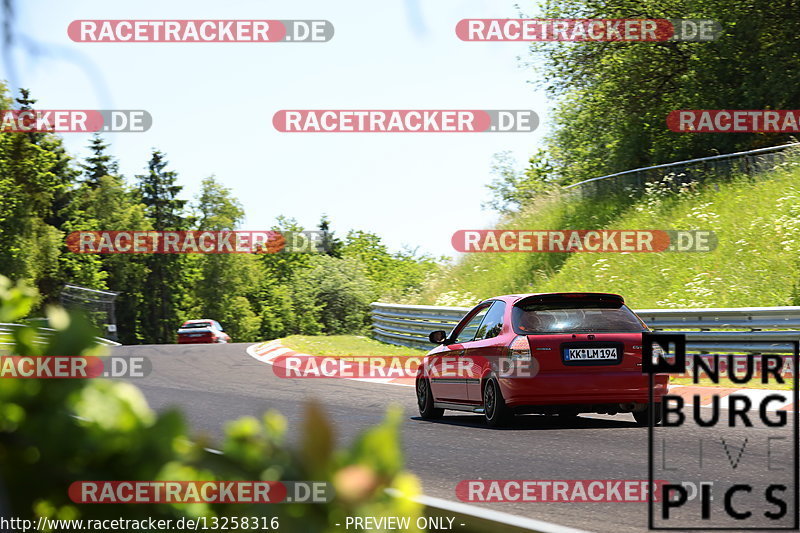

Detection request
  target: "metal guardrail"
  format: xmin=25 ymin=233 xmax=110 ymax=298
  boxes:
xmin=0 ymin=323 xmax=121 ymax=347
xmin=371 ymin=302 xmax=800 ymax=353
xmin=563 ymin=142 xmax=800 ymax=197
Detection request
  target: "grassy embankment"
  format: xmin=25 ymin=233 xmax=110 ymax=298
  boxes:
xmin=420 ymin=157 xmax=800 ymax=310
xmin=339 ymin=157 xmax=798 ymax=390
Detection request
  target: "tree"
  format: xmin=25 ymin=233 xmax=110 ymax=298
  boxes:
xmin=0 ymin=87 xmax=88 ymax=307
xmin=191 ymin=176 xmax=261 ymax=341
xmin=70 ymin=137 xmax=152 ymax=344
xmin=317 ymin=214 xmax=343 ymax=257
xmin=138 ymin=150 xmax=187 ymax=231
xmin=257 ymin=216 xmax=310 ymax=283
xmin=340 ymin=230 xmax=439 ymax=302
xmin=289 ymin=255 xmax=374 ymax=335
xmin=530 ymin=0 xmax=800 ymax=187
xmin=485 ymin=150 xmax=557 ymax=213
xmin=256 ymin=216 xmax=309 ymax=339
xmin=136 ymin=151 xmax=190 ymax=343
xmin=79 ymin=134 xmax=119 ymax=188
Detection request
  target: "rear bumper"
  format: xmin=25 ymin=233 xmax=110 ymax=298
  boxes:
xmin=500 ymin=372 xmax=669 ymax=407
xmin=177 ymin=337 xmax=215 ymax=344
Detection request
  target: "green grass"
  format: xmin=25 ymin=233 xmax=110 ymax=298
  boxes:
xmin=420 ymin=156 xmax=800 ymax=309
xmin=281 ymin=335 xmax=426 ymax=358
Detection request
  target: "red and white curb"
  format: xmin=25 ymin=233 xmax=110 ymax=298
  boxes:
xmin=247 ymin=339 xmax=294 ymax=362
xmin=247 ymin=341 xmax=796 ymax=409
xmin=246 ymin=340 xmax=415 ymax=387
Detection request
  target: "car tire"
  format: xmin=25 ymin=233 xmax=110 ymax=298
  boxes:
xmin=633 ymin=403 xmax=662 ymax=426
xmin=483 ymin=378 xmax=512 ymax=428
xmin=416 ymin=377 xmax=443 ymax=420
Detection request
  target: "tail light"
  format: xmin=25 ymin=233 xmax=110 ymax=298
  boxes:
xmin=508 ymin=335 xmax=531 ymax=360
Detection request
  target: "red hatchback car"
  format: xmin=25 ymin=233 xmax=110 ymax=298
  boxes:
xmin=415 ymin=292 xmax=668 ymax=427
xmin=177 ymin=319 xmax=231 ymax=344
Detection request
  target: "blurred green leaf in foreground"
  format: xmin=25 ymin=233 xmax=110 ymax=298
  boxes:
xmin=0 ymin=275 xmax=422 ymax=532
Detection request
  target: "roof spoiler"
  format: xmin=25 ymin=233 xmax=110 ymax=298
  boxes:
xmin=516 ymin=292 xmax=625 ymax=306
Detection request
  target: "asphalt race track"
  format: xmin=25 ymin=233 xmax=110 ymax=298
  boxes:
xmin=111 ymin=343 xmax=795 ymax=533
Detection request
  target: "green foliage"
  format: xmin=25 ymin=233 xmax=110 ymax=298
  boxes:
xmin=472 ymin=0 xmax=800 ymax=305
xmin=0 ymin=87 xmax=89 ymax=304
xmin=318 ymin=214 xmax=344 ymax=258
xmin=79 ymin=173 xmax=152 ymax=345
xmin=136 ymin=150 xmax=188 ymax=232
xmin=258 ymin=283 xmax=298 ymax=340
xmin=485 ymin=150 xmax=558 ymax=213
xmin=0 ymin=277 xmax=37 ymax=323
xmin=79 ymin=135 xmax=119 ymax=189
xmin=289 ymin=256 xmax=374 ymax=335
xmin=223 ymin=295 xmax=262 ymax=341
xmin=341 ymin=231 xmax=440 ymax=303
xmin=135 ymin=150 xmax=193 ymax=343
xmin=0 ymin=276 xmax=422 ymax=531
xmin=0 ymin=86 xmax=440 ymax=345
xmin=193 ymin=176 xmax=244 ymax=231
xmin=253 ymin=223 xmax=440 ymax=340
xmin=527 ymin=0 xmax=800 ymax=187
xmin=189 ymin=177 xmax=261 ymax=341
xmin=535 ymin=161 xmax=800 ymax=308
xmin=423 ymin=156 xmax=800 ymax=308
xmin=258 ymin=216 xmax=312 ymax=283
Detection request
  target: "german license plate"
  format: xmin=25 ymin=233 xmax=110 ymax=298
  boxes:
xmin=565 ymin=347 xmax=618 ymax=361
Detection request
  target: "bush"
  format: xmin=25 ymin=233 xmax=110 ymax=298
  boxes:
xmin=289 ymin=256 xmax=374 ymax=335
xmin=0 ymin=275 xmax=422 ymax=532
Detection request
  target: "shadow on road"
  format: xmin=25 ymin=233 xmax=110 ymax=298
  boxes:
xmin=410 ymin=414 xmax=641 ymax=431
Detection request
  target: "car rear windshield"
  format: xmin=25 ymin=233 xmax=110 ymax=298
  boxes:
xmin=180 ymin=322 xmax=212 ymax=329
xmin=512 ymin=300 xmax=646 ymax=334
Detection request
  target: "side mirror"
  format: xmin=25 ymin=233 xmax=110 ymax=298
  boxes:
xmin=428 ymin=330 xmax=448 ymax=344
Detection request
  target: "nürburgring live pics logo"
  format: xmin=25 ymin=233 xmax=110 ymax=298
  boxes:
xmin=644 ymin=333 xmax=799 ymax=530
